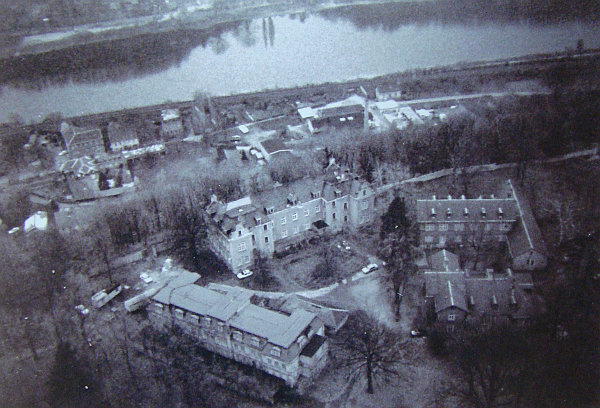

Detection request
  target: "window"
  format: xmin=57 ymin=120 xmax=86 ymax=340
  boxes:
xmin=237 ymin=258 xmax=243 ymax=266
xmin=293 ymin=226 xmax=299 ymax=234
xmin=343 ymin=202 xmax=348 ymax=210
xmin=251 ymin=336 xmax=260 ymax=347
xmin=485 ymin=223 xmax=493 ymax=231
xmin=217 ymin=322 xmax=225 ymax=332
xmin=439 ymin=224 xmax=449 ymax=231
xmin=271 ymin=347 xmax=281 ymax=357
xmin=154 ymin=303 xmax=164 ymax=313
xmin=265 ymin=237 xmax=269 ymax=243
xmin=266 ymin=206 xmax=274 ymax=214
xmin=425 ymin=224 xmax=435 ymax=232
xmin=281 ymin=230 xmax=288 ymax=238
xmin=311 ymin=191 xmax=321 ymax=199
xmin=454 ymin=223 xmax=464 ymax=231
xmin=304 ymin=223 xmax=310 ymax=230
xmin=344 ymin=215 xmax=348 ymax=222
xmin=315 ymin=205 xmax=320 ymax=213
xmin=238 ymin=242 xmax=246 ymax=252
xmin=332 ymin=213 xmax=336 ymax=220
xmin=363 ymin=190 xmax=366 ymax=196
xmin=448 ymin=314 xmax=456 ymax=321
xmin=238 ymin=230 xmax=241 ymax=237
xmin=232 ymin=331 xmax=243 ymax=342
xmin=175 ymin=309 xmax=184 ymax=319
xmin=264 ymin=224 xmax=268 ymax=231
xmin=304 ymin=208 xmax=309 ymax=217
xmin=424 ymin=236 xmax=434 ymax=243
xmin=292 ymin=213 xmax=298 ymax=221
xmin=361 ymin=200 xmax=369 ymax=210
xmin=203 ymin=317 xmax=212 ymax=326
xmin=281 ymin=216 xmax=286 ymax=225
xmin=332 ymin=201 xmax=336 ymax=208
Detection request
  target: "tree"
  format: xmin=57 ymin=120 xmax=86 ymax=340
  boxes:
xmin=312 ymin=245 xmax=338 ymax=283
xmin=334 ymin=310 xmax=406 ymax=394
xmin=379 ymin=197 xmax=418 ymax=318
xmin=251 ymin=250 xmax=277 ymax=290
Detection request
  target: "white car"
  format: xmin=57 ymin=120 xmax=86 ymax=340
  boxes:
xmin=140 ymin=273 xmax=153 ymax=284
xmin=362 ymin=263 xmax=379 ymax=274
xmin=237 ymin=269 xmax=253 ymax=279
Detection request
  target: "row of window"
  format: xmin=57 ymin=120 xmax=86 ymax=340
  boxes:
xmin=280 ymin=206 xmax=320 ymax=225
xmin=423 ymin=222 xmax=510 ymax=232
xmin=281 ymin=223 xmax=311 ymax=239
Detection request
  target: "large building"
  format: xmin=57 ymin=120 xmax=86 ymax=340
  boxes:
xmin=149 ymin=272 xmax=329 ymax=387
xmin=206 ymin=162 xmax=375 ymax=272
xmin=416 ymin=179 xmax=547 ymax=271
xmin=60 ymin=122 xmax=105 ymax=158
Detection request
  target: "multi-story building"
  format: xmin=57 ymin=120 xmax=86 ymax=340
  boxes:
xmin=60 ymin=122 xmax=105 ymax=158
xmin=206 ymin=162 xmax=375 ymax=272
xmin=416 ymin=179 xmax=548 ymax=271
xmin=149 ymin=272 xmax=329 ymax=387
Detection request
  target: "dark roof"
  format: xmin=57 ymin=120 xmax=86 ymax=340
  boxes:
xmin=107 ymin=122 xmax=138 ymax=144
xmin=417 ymin=197 xmax=518 ymax=223
xmin=261 ymin=139 xmax=290 ymax=155
xmin=317 ymin=104 xmax=364 ymax=119
xmin=466 ymin=275 xmax=536 ymax=320
xmin=429 ymin=250 xmax=461 ymax=272
xmin=502 ymin=179 xmax=548 ymax=256
xmin=424 ymin=271 xmax=468 ymax=313
xmin=300 ymin=334 xmax=326 ymax=358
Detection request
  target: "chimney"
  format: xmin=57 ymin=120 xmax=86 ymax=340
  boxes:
xmin=461 ymin=195 xmax=466 ymax=200
xmin=432 ymin=195 xmax=436 ymax=200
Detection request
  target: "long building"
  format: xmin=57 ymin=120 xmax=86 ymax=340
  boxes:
xmin=149 ymin=272 xmax=328 ymax=387
xmin=416 ymin=179 xmax=547 ymax=271
xmin=205 ymin=161 xmax=375 ymax=272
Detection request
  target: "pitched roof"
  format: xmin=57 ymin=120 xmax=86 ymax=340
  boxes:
xmin=261 ymin=139 xmax=290 ymax=155
xmin=61 ymin=123 xmax=103 ymax=150
xmin=424 ymin=271 xmax=468 ymax=312
xmin=465 ymin=275 xmax=535 ymax=320
xmin=60 ymin=156 xmax=97 ymax=177
xmin=229 ymin=306 xmax=316 ymax=348
xmin=429 ymin=249 xmax=461 ymax=272
xmin=502 ymin=179 xmax=548 ymax=256
xmin=107 ymin=122 xmax=138 ymax=144
xmin=416 ymin=196 xmax=518 ymax=223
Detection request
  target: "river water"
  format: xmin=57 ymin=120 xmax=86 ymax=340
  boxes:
xmin=1 ymin=5 xmax=600 ymax=124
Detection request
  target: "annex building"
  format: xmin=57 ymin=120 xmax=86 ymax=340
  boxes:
xmin=149 ymin=272 xmax=329 ymax=387
xmin=205 ymin=161 xmax=375 ymax=272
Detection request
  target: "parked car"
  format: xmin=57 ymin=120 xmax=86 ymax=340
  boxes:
xmin=410 ymin=329 xmax=428 ymax=338
xmin=236 ymin=269 xmax=253 ymax=279
xmin=362 ymin=263 xmax=378 ymax=274
xmin=140 ymin=273 xmax=153 ymax=284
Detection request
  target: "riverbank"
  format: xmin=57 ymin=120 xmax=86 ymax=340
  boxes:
xmin=0 ymin=0 xmax=403 ymax=60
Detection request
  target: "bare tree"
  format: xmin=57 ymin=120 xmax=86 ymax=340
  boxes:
xmin=333 ymin=310 xmax=406 ymax=394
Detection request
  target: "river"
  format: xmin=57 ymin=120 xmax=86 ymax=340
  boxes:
xmin=1 ymin=2 xmax=600 ymax=124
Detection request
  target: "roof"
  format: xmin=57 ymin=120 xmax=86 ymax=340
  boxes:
xmin=229 ymin=306 xmax=316 ymax=348
xmin=502 ymin=179 xmax=548 ymax=257
xmin=425 ymin=271 xmax=468 ymax=313
xmin=466 ymin=275 xmax=535 ymax=320
xmin=24 ymin=211 xmax=48 ymax=232
xmin=107 ymin=122 xmax=138 ymax=144
xmin=416 ymin=196 xmax=518 ymax=224
xmin=61 ymin=123 xmax=103 ymax=150
xmin=429 ymin=249 xmax=461 ymax=272
xmin=153 ymin=277 xmax=252 ymax=322
xmin=282 ymin=295 xmax=349 ymax=334
xmin=261 ymin=139 xmax=291 ymax=155
xmin=298 ymin=107 xmax=316 ymax=119
xmin=161 ymin=109 xmax=180 ymax=121
xmin=60 ymin=156 xmax=97 ymax=177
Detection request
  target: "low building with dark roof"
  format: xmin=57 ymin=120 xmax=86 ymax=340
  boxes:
xmin=424 ymin=250 xmax=540 ymax=332
xmin=205 ymin=161 xmax=375 ymax=272
xmin=149 ymin=274 xmax=328 ymax=387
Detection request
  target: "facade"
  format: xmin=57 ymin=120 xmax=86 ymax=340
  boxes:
xmin=424 ymin=250 xmax=538 ymax=331
xmin=160 ymin=109 xmax=184 ymax=139
xmin=416 ymin=180 xmax=548 ymax=271
xmin=60 ymin=122 xmax=105 ymax=157
xmin=107 ymin=121 xmax=140 ymax=151
xmin=149 ymin=272 xmax=329 ymax=387
xmin=206 ymin=163 xmax=375 ymax=272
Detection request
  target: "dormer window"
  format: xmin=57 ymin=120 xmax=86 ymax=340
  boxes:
xmin=446 ymin=208 xmax=452 ymax=218
xmin=491 ymin=295 xmax=498 ymax=309
xmin=270 ymin=346 xmax=281 ymax=357
xmin=464 ymin=208 xmax=469 ymax=217
xmin=481 ymin=208 xmax=487 ymax=217
xmin=430 ymin=208 xmax=436 ymax=218
xmin=335 ymin=190 xmax=342 ymax=198
xmin=266 ymin=206 xmax=274 ymax=214
xmin=311 ymin=191 xmax=321 ymax=199
xmin=498 ymin=208 xmax=504 ymax=218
